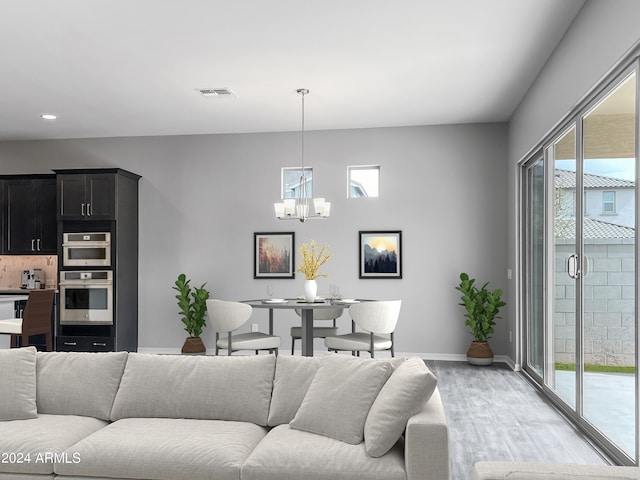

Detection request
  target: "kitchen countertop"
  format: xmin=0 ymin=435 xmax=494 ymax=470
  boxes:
xmin=0 ymin=289 xmax=58 ymax=295
xmin=0 ymin=295 xmax=29 ymax=303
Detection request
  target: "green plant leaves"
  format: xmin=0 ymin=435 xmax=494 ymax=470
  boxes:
xmin=173 ymin=273 xmax=210 ymax=338
xmin=456 ymin=272 xmax=505 ymax=341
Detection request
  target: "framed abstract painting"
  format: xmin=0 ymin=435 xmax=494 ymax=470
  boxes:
xmin=254 ymin=232 xmax=295 ymax=279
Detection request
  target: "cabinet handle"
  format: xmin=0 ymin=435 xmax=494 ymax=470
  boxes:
xmin=92 ymin=342 xmax=107 ymax=347
xmin=87 ymin=203 xmax=91 ymax=216
xmin=36 ymin=238 xmax=41 ymax=251
xmin=31 ymin=239 xmax=35 ymax=251
xmin=64 ymin=342 xmax=77 ymax=346
xmin=81 ymin=203 xmax=86 ymax=216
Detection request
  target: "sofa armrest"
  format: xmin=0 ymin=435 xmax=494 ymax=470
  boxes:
xmin=473 ymin=461 xmax=640 ymax=480
xmin=405 ymin=387 xmax=450 ymax=480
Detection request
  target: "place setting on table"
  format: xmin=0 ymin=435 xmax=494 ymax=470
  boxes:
xmin=259 ymin=284 xmax=360 ymax=306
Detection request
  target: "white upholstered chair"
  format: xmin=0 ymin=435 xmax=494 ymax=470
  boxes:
xmin=324 ymin=300 xmax=401 ymax=358
xmin=0 ymin=289 xmax=54 ymax=351
xmin=290 ymin=307 xmax=343 ymax=355
xmin=207 ymin=299 xmax=280 ymax=356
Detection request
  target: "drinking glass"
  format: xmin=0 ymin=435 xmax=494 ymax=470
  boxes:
xmin=329 ymin=284 xmax=340 ymax=302
xmin=266 ymin=285 xmax=274 ymax=300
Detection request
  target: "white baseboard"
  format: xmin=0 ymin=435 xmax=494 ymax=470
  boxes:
xmin=136 ymin=346 xmax=518 ymax=370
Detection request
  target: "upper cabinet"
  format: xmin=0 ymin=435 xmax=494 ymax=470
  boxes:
xmin=3 ymin=176 xmax=57 ymax=254
xmin=57 ymin=173 xmax=117 ymax=221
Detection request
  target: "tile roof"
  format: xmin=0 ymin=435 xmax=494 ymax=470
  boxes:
xmin=555 ymin=169 xmax=635 ymax=189
xmin=555 ymin=217 xmax=635 ymax=239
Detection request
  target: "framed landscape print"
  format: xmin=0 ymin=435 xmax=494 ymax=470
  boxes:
xmin=359 ymin=231 xmax=402 ymax=279
xmin=254 ymin=232 xmax=295 ymax=279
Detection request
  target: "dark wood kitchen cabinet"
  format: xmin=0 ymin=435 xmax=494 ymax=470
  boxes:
xmin=55 ymin=168 xmax=140 ymax=353
xmin=57 ymin=172 xmax=117 ymax=221
xmin=2 ymin=175 xmax=57 ymax=254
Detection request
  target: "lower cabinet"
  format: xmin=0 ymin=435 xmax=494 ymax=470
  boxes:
xmin=56 ymin=336 xmax=115 ymax=352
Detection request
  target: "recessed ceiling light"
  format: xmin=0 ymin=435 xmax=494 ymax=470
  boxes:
xmin=41 ymin=114 xmax=57 ymax=120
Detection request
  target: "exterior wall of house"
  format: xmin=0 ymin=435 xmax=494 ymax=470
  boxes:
xmin=585 ymin=188 xmax=635 ymax=228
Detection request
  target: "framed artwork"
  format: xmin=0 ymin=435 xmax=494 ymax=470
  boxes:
xmin=254 ymin=232 xmax=295 ymax=279
xmin=359 ymin=230 xmax=402 ymax=279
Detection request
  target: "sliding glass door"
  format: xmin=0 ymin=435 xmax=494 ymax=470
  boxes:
xmin=581 ymin=72 xmax=636 ymax=458
xmin=522 ymin=67 xmax=638 ymax=464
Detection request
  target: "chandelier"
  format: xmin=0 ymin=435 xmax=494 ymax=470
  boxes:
xmin=274 ymin=88 xmax=331 ymax=222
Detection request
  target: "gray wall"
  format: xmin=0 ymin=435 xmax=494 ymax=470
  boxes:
xmin=0 ymin=123 xmax=508 ymax=357
xmin=507 ymin=0 xmax=640 ymax=365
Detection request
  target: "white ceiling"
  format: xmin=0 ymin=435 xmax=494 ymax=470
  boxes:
xmin=0 ymin=0 xmax=586 ymax=141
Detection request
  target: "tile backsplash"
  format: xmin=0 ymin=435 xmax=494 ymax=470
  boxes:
xmin=0 ymin=255 xmax=58 ymax=290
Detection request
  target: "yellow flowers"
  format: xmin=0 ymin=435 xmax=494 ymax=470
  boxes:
xmin=296 ymin=240 xmax=332 ymax=280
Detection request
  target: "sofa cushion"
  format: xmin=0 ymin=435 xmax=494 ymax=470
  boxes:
xmin=36 ymin=351 xmax=128 ymax=421
xmin=290 ymin=354 xmax=393 ymax=444
xmin=268 ymin=355 xmax=323 ymax=426
xmin=0 ymin=346 xmax=37 ymax=421
xmin=55 ymin=417 xmax=268 ymax=480
xmin=0 ymin=414 xmax=107 ymax=475
xmin=243 ymin=424 xmax=406 ymax=480
xmin=364 ymin=357 xmax=437 ymax=457
xmin=110 ymin=353 xmax=276 ymax=425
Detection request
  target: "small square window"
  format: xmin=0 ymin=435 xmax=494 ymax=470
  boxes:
xmin=282 ymin=167 xmax=313 ymax=199
xmin=602 ymin=191 xmax=616 ymax=213
xmin=348 ymin=165 xmax=379 ymax=198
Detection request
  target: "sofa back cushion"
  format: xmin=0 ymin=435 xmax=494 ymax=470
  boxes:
xmin=268 ymin=355 xmax=323 ymax=426
xmin=364 ymin=357 xmax=438 ymax=457
xmin=0 ymin=346 xmax=37 ymax=421
xmin=290 ymin=354 xmax=393 ymax=444
xmin=110 ymin=353 xmax=276 ymax=425
xmin=36 ymin=351 xmax=128 ymax=421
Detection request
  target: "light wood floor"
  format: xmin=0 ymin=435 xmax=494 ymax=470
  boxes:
xmin=425 ymin=360 xmax=610 ymax=480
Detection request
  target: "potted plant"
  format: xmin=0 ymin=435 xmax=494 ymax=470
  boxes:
xmin=456 ymin=272 xmax=506 ymax=365
xmin=173 ymin=273 xmax=210 ymax=354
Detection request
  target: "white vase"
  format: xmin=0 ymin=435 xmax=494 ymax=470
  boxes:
xmin=304 ymin=279 xmax=317 ymax=302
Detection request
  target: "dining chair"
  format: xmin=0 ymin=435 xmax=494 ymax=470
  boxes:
xmin=324 ymin=300 xmax=401 ymax=358
xmin=0 ymin=290 xmax=55 ymax=351
xmin=207 ymin=299 xmax=280 ymax=356
xmin=290 ymin=307 xmax=343 ymax=355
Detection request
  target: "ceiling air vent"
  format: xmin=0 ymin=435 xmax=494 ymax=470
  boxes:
xmin=197 ymin=88 xmax=237 ymax=98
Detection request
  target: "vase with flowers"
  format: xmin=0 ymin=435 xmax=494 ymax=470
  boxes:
xmin=296 ymin=240 xmax=332 ymax=302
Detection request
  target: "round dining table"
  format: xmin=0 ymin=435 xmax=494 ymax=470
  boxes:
xmin=241 ymin=299 xmax=362 ymax=357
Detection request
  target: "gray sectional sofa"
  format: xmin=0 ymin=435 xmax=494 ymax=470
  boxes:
xmin=0 ymin=347 xmax=450 ymax=480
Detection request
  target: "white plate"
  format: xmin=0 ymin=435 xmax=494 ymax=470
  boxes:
xmin=263 ymin=299 xmax=287 ymax=304
xmin=338 ymin=298 xmax=358 ymax=304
